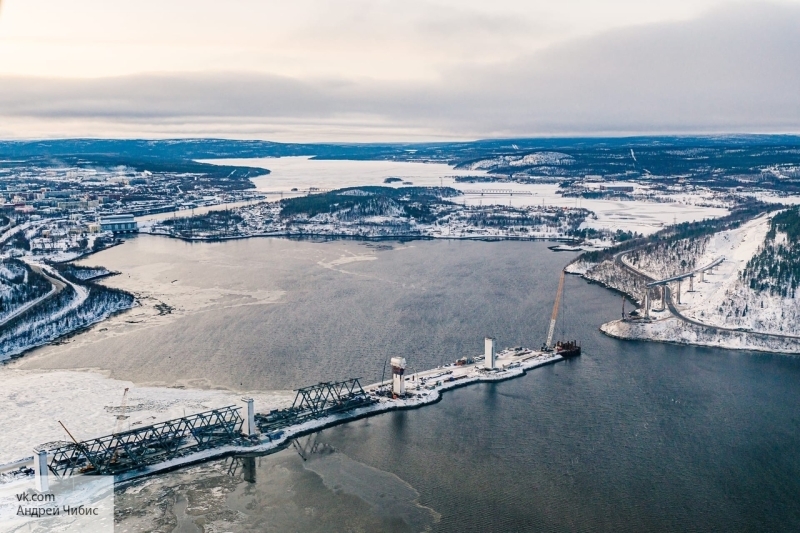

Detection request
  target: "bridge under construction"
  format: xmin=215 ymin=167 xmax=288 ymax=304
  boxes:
xmin=40 ymin=406 xmax=244 ymax=478
xmin=620 ymin=254 xmax=725 ymax=318
xmin=36 ymin=380 xmax=375 ymax=479
xmin=27 ymin=267 xmax=578 ymax=485
xmin=255 ymin=378 xmax=374 ymax=434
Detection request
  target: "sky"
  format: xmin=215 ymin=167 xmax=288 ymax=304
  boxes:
xmin=0 ymin=0 xmax=798 ymax=141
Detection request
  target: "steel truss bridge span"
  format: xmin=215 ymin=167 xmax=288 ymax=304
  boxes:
xmin=43 ymin=406 xmax=243 ymax=477
xmin=256 ymin=378 xmax=374 ymax=433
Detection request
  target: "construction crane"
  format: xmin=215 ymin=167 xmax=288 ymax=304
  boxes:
xmin=113 ymin=388 xmax=130 ymax=434
xmin=544 ymin=270 xmax=566 ymax=351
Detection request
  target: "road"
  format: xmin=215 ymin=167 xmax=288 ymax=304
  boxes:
xmin=0 ymin=222 xmax=30 ymax=245
xmin=615 ymin=250 xmax=800 ymax=342
xmin=0 ymin=262 xmax=66 ymax=328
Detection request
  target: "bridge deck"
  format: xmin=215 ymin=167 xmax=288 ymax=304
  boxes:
xmin=646 ymin=257 xmax=725 ymax=287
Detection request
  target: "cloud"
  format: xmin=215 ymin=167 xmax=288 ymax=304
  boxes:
xmin=0 ymin=2 xmax=798 ymax=140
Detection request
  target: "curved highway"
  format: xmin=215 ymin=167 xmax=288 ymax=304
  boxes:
xmin=0 ymin=262 xmax=68 ymax=328
xmin=615 ymin=250 xmax=800 ymax=342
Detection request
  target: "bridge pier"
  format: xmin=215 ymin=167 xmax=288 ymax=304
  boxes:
xmin=699 ymin=270 xmax=704 ymax=283
xmin=643 ymin=290 xmax=650 ymax=319
xmin=34 ymin=449 xmax=49 ymax=492
xmin=242 ymin=397 xmax=257 ymax=437
xmin=689 ymin=274 xmax=694 ymax=292
xmin=676 ymin=280 xmax=681 ymax=304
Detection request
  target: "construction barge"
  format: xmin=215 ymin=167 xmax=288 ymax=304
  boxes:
xmin=12 ymin=269 xmax=580 ymax=489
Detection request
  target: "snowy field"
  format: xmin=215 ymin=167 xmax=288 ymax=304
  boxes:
xmin=0 ymin=369 xmax=293 ymax=465
xmin=603 ymin=212 xmax=800 ymax=350
xmin=740 ymin=191 xmax=800 ymax=205
xmin=674 ymin=215 xmax=770 ymax=324
xmin=625 ymin=212 xmax=799 ymax=336
xmin=205 ymin=157 xmax=729 ymax=236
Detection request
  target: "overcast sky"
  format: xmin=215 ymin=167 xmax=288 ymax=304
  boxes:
xmin=0 ymin=0 xmax=798 ymax=140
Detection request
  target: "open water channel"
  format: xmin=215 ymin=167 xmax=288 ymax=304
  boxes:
xmin=16 ymin=236 xmax=800 ymax=532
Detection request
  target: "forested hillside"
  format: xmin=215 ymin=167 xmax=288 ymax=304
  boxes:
xmin=740 ymin=207 xmax=800 ymax=298
xmin=0 ymin=260 xmax=52 ymax=322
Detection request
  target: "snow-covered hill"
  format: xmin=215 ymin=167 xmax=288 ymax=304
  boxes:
xmin=575 ymin=209 xmax=800 ymax=351
xmin=0 ymin=270 xmax=135 ymax=361
xmin=678 ymin=214 xmax=800 ymax=336
xmin=626 ymin=235 xmax=710 ymax=279
xmin=0 ymin=260 xmax=52 ymax=323
xmin=462 ymin=152 xmax=575 ymax=171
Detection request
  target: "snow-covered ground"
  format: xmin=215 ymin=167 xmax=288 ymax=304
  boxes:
xmin=601 ymin=316 xmax=800 ymax=354
xmin=596 ymin=213 xmax=800 ymax=351
xmin=0 ymin=369 xmax=294 ymax=465
xmin=670 ymin=216 xmax=772 ymax=327
xmin=462 ymin=152 xmax=574 ymax=169
xmin=0 ymin=261 xmax=132 ymax=362
xmin=620 ymin=213 xmax=800 ymax=337
xmin=203 ymin=157 xmax=729 ymax=236
xmin=458 ymin=184 xmax=727 ymax=236
xmin=739 ymin=191 xmax=800 ymax=205
xmin=0 ymin=222 xmax=30 ymax=246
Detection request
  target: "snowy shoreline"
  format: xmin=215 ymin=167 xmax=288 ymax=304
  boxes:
xmin=582 ymin=214 xmax=800 ymax=354
xmin=600 ymin=318 xmax=800 ymax=354
xmin=0 ymin=264 xmax=135 ymax=363
xmin=145 ymin=229 xmax=586 ymax=244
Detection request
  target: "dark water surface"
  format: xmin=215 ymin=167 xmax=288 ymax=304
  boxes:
xmin=40 ymin=237 xmax=800 ymax=532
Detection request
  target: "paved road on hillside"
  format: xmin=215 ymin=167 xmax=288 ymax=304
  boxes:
xmin=614 ymin=250 xmax=800 ymax=342
xmin=0 ymin=262 xmax=66 ymax=328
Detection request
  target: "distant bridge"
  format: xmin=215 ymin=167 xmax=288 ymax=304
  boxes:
xmin=461 ymin=189 xmax=533 ymax=196
xmin=259 ymin=188 xmax=333 ymax=195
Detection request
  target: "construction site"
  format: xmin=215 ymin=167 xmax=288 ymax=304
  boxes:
xmin=4 ymin=266 xmax=580 ymax=490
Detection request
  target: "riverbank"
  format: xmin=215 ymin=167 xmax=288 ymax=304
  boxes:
xmin=0 ymin=262 xmax=135 ymax=362
xmin=578 ymin=213 xmax=800 ymax=354
xmin=145 ymin=227 xmax=588 ymax=244
xmin=600 ymin=317 xmax=800 ymax=354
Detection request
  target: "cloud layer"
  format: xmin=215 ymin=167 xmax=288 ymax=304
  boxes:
xmin=1 ymin=2 xmax=798 ymax=140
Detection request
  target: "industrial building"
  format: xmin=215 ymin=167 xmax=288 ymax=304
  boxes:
xmin=599 ymin=185 xmax=634 ymax=193
xmin=100 ymin=214 xmax=138 ymax=234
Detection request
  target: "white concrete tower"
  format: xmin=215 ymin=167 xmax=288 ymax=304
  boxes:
xmin=34 ymin=449 xmax=49 ymax=492
xmin=484 ymin=337 xmax=496 ymax=370
xmin=391 ymin=357 xmax=406 ymax=396
xmin=241 ymin=397 xmax=256 ymax=437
